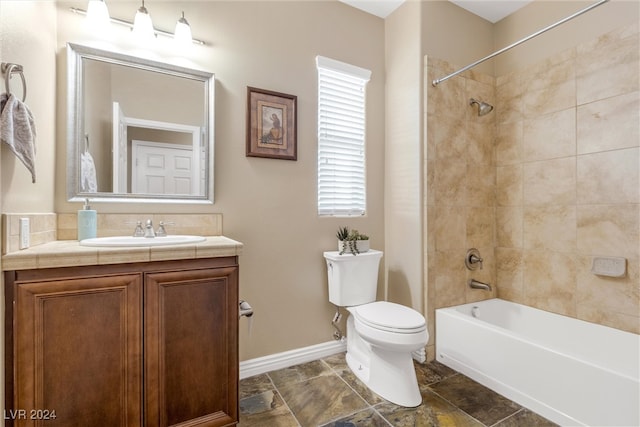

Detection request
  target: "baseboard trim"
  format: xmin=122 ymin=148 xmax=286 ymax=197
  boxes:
xmin=239 ymin=339 xmax=347 ymax=379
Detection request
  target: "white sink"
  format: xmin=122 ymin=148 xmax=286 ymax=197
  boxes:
xmin=79 ymin=235 xmax=206 ymax=247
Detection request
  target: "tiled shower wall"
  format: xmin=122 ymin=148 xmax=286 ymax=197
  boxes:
xmin=495 ymin=22 xmax=639 ymax=334
xmin=424 ymin=22 xmax=639 ymax=351
xmin=424 ymin=58 xmax=498 ymax=359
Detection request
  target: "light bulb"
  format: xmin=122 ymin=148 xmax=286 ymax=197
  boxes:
xmin=174 ymin=12 xmax=193 ymax=48
xmin=132 ymin=0 xmax=155 ymax=43
xmin=86 ymin=0 xmax=110 ymax=34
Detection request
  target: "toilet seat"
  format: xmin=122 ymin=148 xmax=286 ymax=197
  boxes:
xmin=352 ymin=301 xmax=426 ymax=334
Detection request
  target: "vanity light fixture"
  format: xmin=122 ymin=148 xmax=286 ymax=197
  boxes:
xmin=85 ymin=0 xmax=110 ymax=32
xmin=132 ymin=0 xmax=155 ymax=42
xmin=70 ymin=6 xmax=206 ymax=45
xmin=174 ymin=11 xmax=193 ymax=47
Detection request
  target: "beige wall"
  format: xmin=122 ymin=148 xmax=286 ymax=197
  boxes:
xmin=384 ymin=1 xmax=423 ymax=313
xmin=10 ymin=1 xmax=384 ymax=362
xmin=1 ymin=2 xmax=58 ymax=421
xmin=1 ymin=2 xmax=57 ymax=213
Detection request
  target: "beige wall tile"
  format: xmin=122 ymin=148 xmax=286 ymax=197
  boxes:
xmin=434 ymin=249 xmax=467 ymax=309
xmin=496 ymin=120 xmax=523 ymax=166
xmin=435 ymin=205 xmax=466 ymax=251
xmin=496 ymin=286 xmax=526 ymax=305
xmin=577 ymin=204 xmax=639 ymax=259
xmin=523 ymin=158 xmax=576 ymax=206
xmin=496 ymin=247 xmax=524 ymax=291
xmin=496 ymin=206 xmax=523 ymax=248
xmin=523 ymin=205 xmax=576 ymax=253
xmin=523 ymin=250 xmax=577 ymax=317
xmin=434 ymin=159 xmax=467 ymax=206
xmin=466 ymin=121 xmax=494 ymax=165
xmin=577 ymin=91 xmax=640 ymax=154
xmin=496 ymin=164 xmax=522 ymax=207
xmin=523 ymin=108 xmax=576 ymax=161
xmin=576 ymin=305 xmax=640 ymax=334
xmin=435 ymin=116 xmax=466 ymax=163
xmin=524 ymin=49 xmax=575 ymax=92
xmin=466 ymin=164 xmax=495 ymax=207
xmin=495 ymin=75 xmax=523 ymax=124
xmin=466 ymin=207 xmax=495 ymax=249
xmin=431 ymin=74 xmax=466 ymax=119
xmin=577 ymin=23 xmax=639 ymax=105
xmin=523 ymin=80 xmax=575 ymax=118
xmin=426 ymin=23 xmax=639 ymax=335
xmin=577 ymin=148 xmax=639 ymax=204
xmin=2 ymin=213 xmax=57 ymax=253
xmin=576 ymin=255 xmax=639 ymax=319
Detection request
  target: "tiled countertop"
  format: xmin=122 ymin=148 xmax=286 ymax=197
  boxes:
xmin=1 ymin=236 xmax=243 ymax=271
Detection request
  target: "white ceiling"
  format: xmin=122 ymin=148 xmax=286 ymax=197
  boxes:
xmin=448 ymin=0 xmax=535 ymax=23
xmin=341 ymin=0 xmax=534 ymax=22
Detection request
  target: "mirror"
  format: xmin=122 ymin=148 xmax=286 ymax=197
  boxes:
xmin=67 ymin=43 xmax=214 ymax=203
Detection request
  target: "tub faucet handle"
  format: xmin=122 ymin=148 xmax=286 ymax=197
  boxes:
xmin=465 ymin=248 xmax=483 ymax=270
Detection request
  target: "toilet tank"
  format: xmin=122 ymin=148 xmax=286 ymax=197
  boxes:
xmin=323 ymin=249 xmax=383 ymax=306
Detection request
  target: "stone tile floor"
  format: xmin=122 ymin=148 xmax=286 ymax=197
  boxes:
xmin=239 ymin=352 xmax=558 ymax=427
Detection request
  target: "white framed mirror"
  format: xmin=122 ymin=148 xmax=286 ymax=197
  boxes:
xmin=67 ymin=43 xmax=214 ymax=204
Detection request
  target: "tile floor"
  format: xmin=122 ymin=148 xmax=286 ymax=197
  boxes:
xmin=239 ymin=353 xmax=558 ymax=427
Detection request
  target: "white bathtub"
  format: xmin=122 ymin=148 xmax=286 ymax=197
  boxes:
xmin=436 ymin=298 xmax=640 ymax=427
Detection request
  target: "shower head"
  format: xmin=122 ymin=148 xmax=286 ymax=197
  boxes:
xmin=470 ymin=98 xmax=494 ymax=116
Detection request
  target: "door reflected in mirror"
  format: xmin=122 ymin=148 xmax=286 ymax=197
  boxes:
xmin=67 ymin=43 xmax=214 ymax=203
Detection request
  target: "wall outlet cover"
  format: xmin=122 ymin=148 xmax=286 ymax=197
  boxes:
xmin=19 ymin=217 xmax=30 ymax=250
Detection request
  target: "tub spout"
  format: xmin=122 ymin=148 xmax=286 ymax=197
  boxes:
xmin=469 ymin=279 xmax=492 ymax=291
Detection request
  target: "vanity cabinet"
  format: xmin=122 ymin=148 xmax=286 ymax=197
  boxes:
xmin=4 ymin=257 xmax=239 ymax=427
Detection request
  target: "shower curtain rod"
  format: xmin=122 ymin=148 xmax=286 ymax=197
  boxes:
xmin=432 ymin=0 xmax=609 ymax=86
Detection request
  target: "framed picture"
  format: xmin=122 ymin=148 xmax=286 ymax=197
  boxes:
xmin=246 ymin=87 xmax=297 ymax=160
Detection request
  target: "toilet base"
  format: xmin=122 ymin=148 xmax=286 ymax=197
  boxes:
xmin=346 ymin=316 xmax=423 ymax=407
xmin=346 ymin=347 xmax=422 ymax=407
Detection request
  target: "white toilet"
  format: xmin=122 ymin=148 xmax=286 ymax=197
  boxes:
xmin=324 ymin=249 xmax=428 ymax=407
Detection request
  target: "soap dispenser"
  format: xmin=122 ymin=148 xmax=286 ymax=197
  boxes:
xmin=77 ymin=198 xmax=97 ymax=241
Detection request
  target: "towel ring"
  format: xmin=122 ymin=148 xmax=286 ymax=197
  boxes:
xmin=1 ymin=62 xmax=27 ymax=102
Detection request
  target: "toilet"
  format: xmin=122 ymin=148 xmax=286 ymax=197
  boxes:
xmin=324 ymin=249 xmax=428 ymax=407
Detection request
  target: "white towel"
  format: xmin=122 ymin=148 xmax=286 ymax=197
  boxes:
xmin=81 ymin=150 xmax=98 ymax=193
xmin=0 ymin=93 xmax=36 ymax=183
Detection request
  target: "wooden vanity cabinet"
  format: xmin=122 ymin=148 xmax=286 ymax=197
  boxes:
xmin=4 ymin=257 xmax=239 ymax=427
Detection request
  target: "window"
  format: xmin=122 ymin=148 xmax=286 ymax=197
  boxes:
xmin=316 ymin=56 xmax=371 ymax=217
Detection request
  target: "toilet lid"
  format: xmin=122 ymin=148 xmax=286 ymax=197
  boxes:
xmin=353 ymin=301 xmax=426 ymax=332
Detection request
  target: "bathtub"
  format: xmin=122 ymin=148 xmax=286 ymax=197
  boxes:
xmin=436 ymin=298 xmax=640 ymax=427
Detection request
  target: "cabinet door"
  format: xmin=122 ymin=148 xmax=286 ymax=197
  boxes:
xmin=145 ymin=267 xmax=238 ymax=427
xmin=14 ymin=274 xmax=142 ymax=427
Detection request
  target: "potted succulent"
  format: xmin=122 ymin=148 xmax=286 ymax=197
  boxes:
xmin=336 ymin=226 xmax=370 ymax=255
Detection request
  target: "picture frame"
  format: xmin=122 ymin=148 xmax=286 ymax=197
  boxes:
xmin=246 ymin=87 xmax=297 ymax=160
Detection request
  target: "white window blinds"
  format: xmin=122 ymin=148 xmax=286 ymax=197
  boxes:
xmin=316 ymin=56 xmax=371 ymax=217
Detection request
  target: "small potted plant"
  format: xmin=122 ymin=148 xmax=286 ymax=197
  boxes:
xmin=336 ymin=226 xmax=370 ymax=255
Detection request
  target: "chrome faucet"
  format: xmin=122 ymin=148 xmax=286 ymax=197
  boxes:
xmin=155 ymin=221 xmax=167 ymax=237
xmin=469 ymin=279 xmax=492 ymax=291
xmin=144 ymin=219 xmax=155 ymax=238
xmin=132 ymin=221 xmax=145 ymax=237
